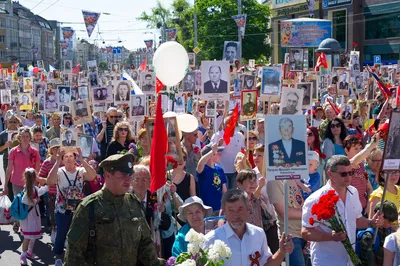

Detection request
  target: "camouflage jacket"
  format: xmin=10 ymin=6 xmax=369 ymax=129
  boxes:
xmin=65 ymin=188 xmax=163 ymax=266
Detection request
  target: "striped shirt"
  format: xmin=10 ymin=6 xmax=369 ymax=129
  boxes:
xmin=350 ymin=162 xmax=368 ymax=209
xmin=39 ymin=158 xmax=57 ymax=194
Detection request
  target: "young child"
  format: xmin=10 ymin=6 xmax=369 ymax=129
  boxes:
xmin=295 ymin=151 xmax=321 ymax=199
xmin=20 ymin=168 xmax=48 ymax=264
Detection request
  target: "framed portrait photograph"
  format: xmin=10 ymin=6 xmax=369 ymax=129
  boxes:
xmin=71 ymin=99 xmax=92 ymax=124
xmin=205 ymin=100 xmax=216 ymax=117
xmin=201 ymin=60 xmax=230 ymax=101
xmin=216 ymin=99 xmax=225 ymax=112
xmin=182 ymin=71 xmax=196 ymax=92
xmin=233 ymin=77 xmax=242 ymax=98
xmin=64 ymin=60 xmax=72 ymax=73
xmin=58 ymin=86 xmax=71 ymax=112
xmin=265 ymin=115 xmax=308 ymax=181
xmin=61 ymin=128 xmax=77 ymax=147
xmin=23 ymin=77 xmax=33 ymax=92
xmin=1 ymin=90 xmax=11 ymax=104
xmin=340 ymin=104 xmax=353 ymax=123
xmin=78 ymin=134 xmax=93 ymax=158
xmin=89 ymin=68 xmax=99 ymax=87
xmin=114 ymin=80 xmax=131 ymax=104
xmin=34 ymin=83 xmax=47 ymax=98
xmin=305 ymin=75 xmax=318 ymax=100
xmin=78 ymin=72 xmax=88 ymax=86
xmin=37 ymin=60 xmax=44 ymax=70
xmin=0 ymin=80 xmax=6 ymax=90
xmin=240 ymin=90 xmax=257 ymax=121
xmin=174 ymin=95 xmax=185 ymax=113
xmin=140 ymin=72 xmax=156 ymax=94
xmin=93 ymin=103 xmax=106 ymax=113
xmin=383 ymin=111 xmax=400 ymax=170
xmin=71 ymin=74 xmax=78 ymax=86
xmin=78 ymin=86 xmax=89 ymax=100
xmin=130 ymin=70 xmax=139 ymax=84
xmin=367 ymin=78 xmax=375 ymax=101
xmin=241 ymin=75 xmax=256 ymax=91
xmin=381 ymin=66 xmax=389 ymax=79
xmin=349 ymin=51 xmax=360 ymax=74
xmin=353 ymin=72 xmax=363 ymax=93
xmin=261 ymin=67 xmax=282 ymax=100
xmin=19 ymin=93 xmax=31 ymax=110
xmin=296 ymin=82 xmax=312 ymax=109
xmin=194 ymin=70 xmax=202 ymax=96
xmin=92 ymin=86 xmax=113 ymax=103
xmin=164 ymin=117 xmax=184 ymax=162
xmin=288 ymin=48 xmax=305 ymax=71
xmin=37 ymin=93 xmax=45 ymax=112
xmin=337 ymin=69 xmax=350 ymax=97
xmin=188 ymin=53 xmax=195 ymax=68
xmin=130 ymin=95 xmax=146 ymax=118
xmin=111 ymin=63 xmax=120 ymax=73
xmin=8 ymin=130 xmax=18 ymax=143
xmin=222 ymin=41 xmax=240 ymax=65
xmin=279 ymin=88 xmax=304 ymax=115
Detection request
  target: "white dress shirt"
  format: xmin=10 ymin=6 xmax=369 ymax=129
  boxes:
xmin=282 ymin=139 xmax=292 ymax=158
xmin=205 ymin=222 xmax=272 ymax=266
xmin=302 ymin=182 xmax=363 ymax=266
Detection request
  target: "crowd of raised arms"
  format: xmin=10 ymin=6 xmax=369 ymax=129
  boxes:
xmin=0 ymin=60 xmax=399 ymax=266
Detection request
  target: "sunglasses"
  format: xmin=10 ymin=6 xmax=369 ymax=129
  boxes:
xmin=248 ymin=137 xmax=258 ymax=141
xmin=110 ymin=116 xmax=122 ymax=119
xmin=334 ymin=170 xmax=355 ymax=177
xmin=64 ymin=117 xmax=72 ymax=120
xmin=330 ymin=123 xmax=341 ymax=129
xmin=8 ymin=120 xmax=17 ymax=124
xmin=307 ymin=132 xmax=314 ymax=137
xmin=118 ymin=128 xmax=129 ymax=132
xmin=199 ymin=106 xmax=205 ymax=108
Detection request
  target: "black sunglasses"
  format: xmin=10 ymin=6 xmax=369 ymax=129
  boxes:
xmin=334 ymin=170 xmax=355 ymax=177
xmin=248 ymin=137 xmax=258 ymax=141
xmin=118 ymin=128 xmax=129 ymax=132
xmin=330 ymin=123 xmax=341 ymax=129
xmin=110 ymin=116 xmax=122 ymax=119
xmin=64 ymin=117 xmax=72 ymax=120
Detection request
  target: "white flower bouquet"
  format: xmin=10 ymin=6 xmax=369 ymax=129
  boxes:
xmin=168 ymin=229 xmax=232 ymax=266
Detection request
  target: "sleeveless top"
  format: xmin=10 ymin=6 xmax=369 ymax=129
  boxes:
xmin=174 ymin=173 xmax=191 ymax=201
xmin=334 ymin=143 xmax=345 ymax=156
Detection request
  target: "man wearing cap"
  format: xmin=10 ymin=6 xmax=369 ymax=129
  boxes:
xmin=65 ymin=153 xmax=163 ymax=266
xmin=358 ymin=200 xmax=397 ymax=266
xmin=196 ymin=143 xmax=227 ymax=215
xmin=172 ymin=196 xmax=213 ymax=257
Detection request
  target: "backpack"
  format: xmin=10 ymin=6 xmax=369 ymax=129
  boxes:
xmin=355 ymin=228 xmax=380 ymax=258
xmin=57 ymin=169 xmax=84 ymax=211
xmin=10 ymin=188 xmax=38 ymax=220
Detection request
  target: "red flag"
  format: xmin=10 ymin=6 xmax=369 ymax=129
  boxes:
xmin=314 ymin=53 xmax=327 ymax=72
xmin=72 ymin=64 xmax=80 ymax=75
xmin=396 ymin=86 xmax=400 ymax=106
xmin=326 ymin=98 xmax=340 ymax=115
xmin=138 ymin=59 xmax=147 ymax=71
xmin=156 ymin=77 xmax=164 ymax=94
xmin=150 ymin=96 xmax=167 ymax=193
xmin=223 ymin=104 xmax=239 ymax=145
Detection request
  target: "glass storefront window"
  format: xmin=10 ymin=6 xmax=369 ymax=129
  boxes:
xmin=365 ymin=13 xmax=400 ymax=40
xmin=332 ymin=10 xmax=346 ymax=50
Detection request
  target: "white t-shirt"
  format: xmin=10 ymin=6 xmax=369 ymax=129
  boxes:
xmin=383 ymin=233 xmax=399 ymax=266
xmin=55 ymin=167 xmax=85 ymax=214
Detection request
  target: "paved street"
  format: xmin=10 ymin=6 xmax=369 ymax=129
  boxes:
xmin=0 ymin=155 xmax=56 ymax=266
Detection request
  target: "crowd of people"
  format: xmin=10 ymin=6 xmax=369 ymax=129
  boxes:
xmin=0 ymin=60 xmax=398 ymax=266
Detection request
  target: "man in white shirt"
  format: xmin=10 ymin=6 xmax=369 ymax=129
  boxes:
xmin=301 ymin=155 xmax=384 ymax=266
xmin=205 ymin=189 xmax=293 ymax=266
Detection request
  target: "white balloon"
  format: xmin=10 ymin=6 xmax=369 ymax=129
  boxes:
xmin=153 ymin=41 xmax=189 ymax=86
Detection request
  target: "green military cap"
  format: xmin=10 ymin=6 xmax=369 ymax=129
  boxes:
xmin=99 ymin=153 xmax=135 ymax=174
xmin=375 ymin=200 xmax=398 ymax=222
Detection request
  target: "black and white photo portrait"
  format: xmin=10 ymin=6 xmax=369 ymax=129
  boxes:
xmin=381 ymin=66 xmax=389 ymax=79
xmin=337 ymin=70 xmax=350 ymax=97
xmin=130 ymin=70 xmax=139 ymax=83
xmin=58 ymin=86 xmax=71 ymax=112
xmin=265 ymin=115 xmax=308 ymax=181
xmin=222 ymin=41 xmax=240 ymax=65
xmin=280 ymin=88 xmax=304 ymax=115
xmin=92 ymin=86 xmax=112 ymax=103
xmin=73 ymin=100 xmax=89 ymax=118
xmin=115 ymin=80 xmax=131 ymax=103
xmin=261 ymin=67 xmax=281 ymax=97
xmin=37 ymin=60 xmax=44 ymax=70
xmin=1 ymin=90 xmax=11 ymax=104
xmin=367 ymin=79 xmax=374 ymax=101
xmin=78 ymin=86 xmax=89 ymax=100
xmin=242 ymin=75 xmax=256 ymax=90
xmin=205 ymin=100 xmax=216 ymax=117
xmin=34 ymin=83 xmax=47 ymax=97
xmin=78 ymin=135 xmax=93 ymax=158
xmin=194 ymin=70 xmax=202 ymax=96
xmin=23 ymin=77 xmax=33 ymax=92
xmin=188 ymin=53 xmax=195 ymax=67
xmin=182 ymin=71 xmax=196 ymax=92
xmin=354 ymin=74 xmax=363 ymax=93
xmin=131 ymin=95 xmax=145 ymax=117
xmin=112 ymin=63 xmax=120 ymax=73
xmin=64 ymin=60 xmax=72 ymax=73
xmin=296 ymin=83 xmax=312 ymax=108
xmin=350 ymin=51 xmax=360 ymax=73
xmin=174 ymin=95 xmax=185 ymax=113
xmin=140 ymin=72 xmax=156 ymax=94
xmin=61 ymin=129 xmax=76 ymax=147
xmin=201 ymin=61 xmax=229 ymax=101
xmin=383 ymin=111 xmax=400 ymax=170
xmin=240 ymin=90 xmax=257 ymax=121
xmin=233 ymin=77 xmax=242 ymax=98
xmin=289 ymin=48 xmax=304 ymax=71
xmin=341 ymin=104 xmax=353 ymax=122
xmin=0 ymin=80 xmax=6 ymax=90
xmin=38 ymin=94 xmax=45 ymax=111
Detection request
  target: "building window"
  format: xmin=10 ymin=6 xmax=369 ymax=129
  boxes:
xmin=0 ymin=35 xmax=5 ymax=43
xmin=365 ymin=13 xmax=400 ymax=40
xmin=331 ymin=10 xmax=346 ymax=50
xmin=0 ymin=50 xmax=5 ymax=58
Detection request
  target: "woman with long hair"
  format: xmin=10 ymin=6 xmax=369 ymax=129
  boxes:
xmin=19 ymin=168 xmax=48 ymax=264
xmin=61 ymin=113 xmax=73 ymax=128
xmin=169 ymin=149 xmax=196 ymax=201
xmin=322 ymin=118 xmax=348 ymax=161
xmin=137 ymin=128 xmax=150 ymax=157
xmin=106 ymin=121 xmax=135 ymax=157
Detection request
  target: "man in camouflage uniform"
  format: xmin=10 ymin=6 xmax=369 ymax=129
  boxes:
xmin=65 ymin=153 xmax=164 ymax=266
xmin=243 ymin=93 xmax=255 ymax=116
xmin=358 ymin=201 xmax=397 ymax=266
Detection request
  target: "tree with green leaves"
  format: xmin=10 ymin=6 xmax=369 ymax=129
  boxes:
xmin=139 ymin=0 xmax=271 ymax=62
xmin=98 ymin=61 xmax=108 ymax=71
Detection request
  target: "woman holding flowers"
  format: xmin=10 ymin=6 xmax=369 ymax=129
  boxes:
xmin=301 ymin=155 xmax=384 ymax=266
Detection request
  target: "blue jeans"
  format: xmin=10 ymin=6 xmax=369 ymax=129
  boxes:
xmin=225 ymin=172 xmax=237 ymax=190
xmin=288 ymin=237 xmax=306 ymax=266
xmin=54 ymin=211 xmax=73 ymax=256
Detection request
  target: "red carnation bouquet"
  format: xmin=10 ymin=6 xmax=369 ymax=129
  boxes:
xmin=308 ymin=190 xmax=361 ymax=265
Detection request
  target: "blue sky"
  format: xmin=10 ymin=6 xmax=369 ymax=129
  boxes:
xmin=18 ymin=0 xmax=176 ymax=50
